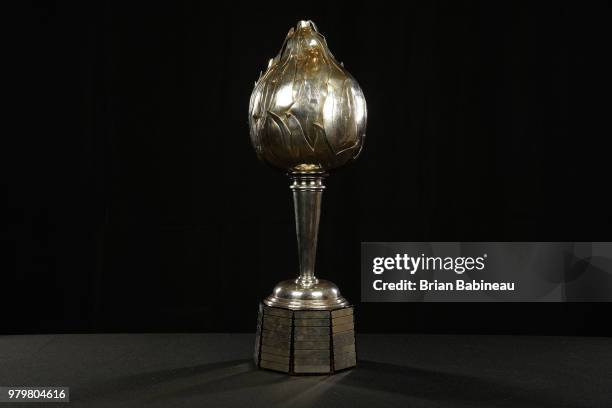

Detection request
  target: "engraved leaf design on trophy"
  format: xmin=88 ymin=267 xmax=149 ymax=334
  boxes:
xmin=249 ymin=20 xmax=367 ymax=172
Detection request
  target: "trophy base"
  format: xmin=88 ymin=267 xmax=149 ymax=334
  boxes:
xmin=254 ymin=303 xmax=356 ymax=375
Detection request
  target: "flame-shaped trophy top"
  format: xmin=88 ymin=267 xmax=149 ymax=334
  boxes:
xmin=249 ymin=20 xmax=367 ymax=173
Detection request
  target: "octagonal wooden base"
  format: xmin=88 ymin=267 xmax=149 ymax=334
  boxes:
xmin=254 ymin=303 xmax=356 ymax=375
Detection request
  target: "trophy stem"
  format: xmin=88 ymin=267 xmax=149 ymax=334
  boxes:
xmin=290 ymin=172 xmax=326 ymax=288
xmin=255 ymin=170 xmax=356 ymax=374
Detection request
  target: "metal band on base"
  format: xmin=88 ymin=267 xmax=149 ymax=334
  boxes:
xmin=263 ymin=279 xmax=349 ymax=310
xmin=254 ymin=303 xmax=357 ymax=375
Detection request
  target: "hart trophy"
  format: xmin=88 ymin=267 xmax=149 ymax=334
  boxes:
xmin=249 ymin=20 xmax=367 ymax=374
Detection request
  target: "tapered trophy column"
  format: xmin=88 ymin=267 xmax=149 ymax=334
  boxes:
xmin=249 ymin=20 xmax=367 ymax=374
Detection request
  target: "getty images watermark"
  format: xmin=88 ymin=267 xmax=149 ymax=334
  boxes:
xmin=370 ymin=252 xmax=508 ymax=292
xmin=361 ymin=242 xmax=612 ymax=302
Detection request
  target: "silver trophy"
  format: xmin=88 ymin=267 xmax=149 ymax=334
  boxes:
xmin=249 ymin=20 xmax=367 ymax=374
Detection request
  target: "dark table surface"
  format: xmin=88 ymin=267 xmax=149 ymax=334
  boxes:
xmin=0 ymin=334 xmax=610 ymax=407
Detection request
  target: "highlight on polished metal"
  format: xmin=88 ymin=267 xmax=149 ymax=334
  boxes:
xmin=250 ymin=20 xmax=366 ymax=374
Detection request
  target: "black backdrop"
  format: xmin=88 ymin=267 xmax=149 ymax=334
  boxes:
xmin=5 ymin=1 xmax=611 ymax=335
